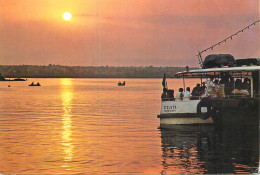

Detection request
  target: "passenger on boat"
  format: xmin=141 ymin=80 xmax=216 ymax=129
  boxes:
xmin=203 ymin=77 xmax=220 ymax=97
xmin=235 ymin=79 xmax=243 ymax=90
xmin=242 ymin=78 xmax=250 ymax=92
xmin=206 ymin=76 xmax=215 ymax=87
xmin=225 ymin=77 xmax=234 ymax=95
xmin=183 ymin=87 xmax=191 ymax=101
xmin=214 ymin=79 xmax=219 ymax=85
xmin=161 ymin=88 xmax=167 ymax=101
xmin=167 ymin=89 xmax=174 ymax=101
xmin=231 ymin=79 xmax=249 ymax=95
xmin=205 ymin=81 xmax=219 ymax=97
xmin=200 ymin=82 xmax=206 ymax=94
xmin=191 ymin=84 xmax=200 ymax=99
xmin=175 ymin=88 xmax=184 ymax=101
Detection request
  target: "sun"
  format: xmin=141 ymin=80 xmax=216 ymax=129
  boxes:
xmin=63 ymin=12 xmax=72 ymax=21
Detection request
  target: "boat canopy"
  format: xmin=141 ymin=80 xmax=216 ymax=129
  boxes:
xmin=175 ymin=66 xmax=260 ymax=78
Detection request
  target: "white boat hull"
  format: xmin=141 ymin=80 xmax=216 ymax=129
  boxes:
xmin=160 ymin=116 xmax=213 ymax=125
xmin=158 ymin=100 xmax=214 ymax=125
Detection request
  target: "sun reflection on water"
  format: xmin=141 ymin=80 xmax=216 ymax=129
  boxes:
xmin=60 ymin=79 xmax=74 ymax=169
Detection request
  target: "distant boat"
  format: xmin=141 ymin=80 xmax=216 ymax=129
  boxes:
xmin=12 ymin=78 xmax=27 ymax=81
xmin=29 ymin=82 xmax=41 ymax=86
xmin=1 ymin=78 xmax=27 ymax=81
xmin=8 ymin=85 xmax=10 ymax=87
xmin=118 ymin=81 xmax=126 ymax=86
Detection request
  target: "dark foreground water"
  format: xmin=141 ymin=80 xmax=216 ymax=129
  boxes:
xmin=0 ymin=78 xmax=258 ymax=174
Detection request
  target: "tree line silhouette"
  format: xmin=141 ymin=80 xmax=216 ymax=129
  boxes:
xmin=0 ymin=64 xmax=193 ymax=78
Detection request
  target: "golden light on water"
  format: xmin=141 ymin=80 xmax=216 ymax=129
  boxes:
xmin=63 ymin=12 xmax=72 ymax=21
xmin=61 ymin=78 xmax=73 ymax=86
xmin=61 ymin=79 xmax=74 ymax=169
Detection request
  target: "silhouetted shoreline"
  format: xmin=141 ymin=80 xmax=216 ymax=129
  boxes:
xmin=0 ymin=65 xmax=196 ymax=78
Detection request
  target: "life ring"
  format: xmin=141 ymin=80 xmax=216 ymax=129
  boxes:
xmin=197 ymin=97 xmax=211 ymax=120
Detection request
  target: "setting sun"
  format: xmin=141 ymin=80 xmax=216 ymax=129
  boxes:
xmin=63 ymin=12 xmax=72 ymax=21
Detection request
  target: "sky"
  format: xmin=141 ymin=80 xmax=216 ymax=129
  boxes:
xmin=0 ymin=0 xmax=259 ymax=66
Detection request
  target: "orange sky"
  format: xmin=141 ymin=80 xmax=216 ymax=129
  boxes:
xmin=0 ymin=0 xmax=259 ymax=66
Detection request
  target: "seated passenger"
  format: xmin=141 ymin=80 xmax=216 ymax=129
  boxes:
xmin=200 ymin=82 xmax=206 ymax=95
xmin=167 ymin=89 xmax=174 ymax=101
xmin=183 ymin=87 xmax=191 ymax=101
xmin=207 ymin=86 xmax=218 ymax=97
xmin=191 ymin=84 xmax=201 ymax=99
xmin=225 ymin=77 xmax=235 ymax=95
xmin=175 ymin=88 xmax=184 ymax=101
xmin=235 ymin=79 xmax=243 ymax=90
xmin=232 ymin=79 xmax=249 ymax=95
xmin=242 ymin=78 xmax=250 ymax=92
xmin=161 ymin=88 xmax=167 ymax=101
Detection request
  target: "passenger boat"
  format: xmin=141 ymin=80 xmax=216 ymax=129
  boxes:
xmin=158 ymin=20 xmax=260 ymax=125
xmin=158 ymin=71 xmax=214 ymax=125
xmin=158 ymin=57 xmax=260 ymax=125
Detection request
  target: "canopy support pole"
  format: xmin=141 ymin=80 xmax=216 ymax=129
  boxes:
xmin=183 ymin=74 xmax=185 ymax=91
xmin=251 ymin=75 xmax=254 ymax=98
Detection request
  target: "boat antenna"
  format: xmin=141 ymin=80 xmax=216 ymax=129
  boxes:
xmin=197 ymin=19 xmax=260 ymax=68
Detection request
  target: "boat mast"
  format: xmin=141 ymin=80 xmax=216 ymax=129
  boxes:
xmin=197 ymin=19 xmax=260 ymax=68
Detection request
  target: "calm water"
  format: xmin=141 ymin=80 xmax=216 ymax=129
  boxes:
xmin=0 ymin=78 xmax=258 ymax=174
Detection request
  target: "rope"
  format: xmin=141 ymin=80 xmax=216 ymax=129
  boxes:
xmin=197 ymin=19 xmax=260 ymax=67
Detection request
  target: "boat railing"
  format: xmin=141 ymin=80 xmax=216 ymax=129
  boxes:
xmin=162 ymin=94 xmax=258 ymax=101
xmin=226 ymin=94 xmax=251 ymax=99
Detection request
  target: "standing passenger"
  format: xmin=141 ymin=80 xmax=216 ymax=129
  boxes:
xmin=161 ymin=88 xmax=167 ymax=101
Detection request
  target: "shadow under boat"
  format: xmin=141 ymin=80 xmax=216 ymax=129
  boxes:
xmin=159 ymin=119 xmax=259 ymax=174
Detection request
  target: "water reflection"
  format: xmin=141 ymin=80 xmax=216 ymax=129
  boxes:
xmin=159 ymin=124 xmax=259 ymax=174
xmin=60 ymin=79 xmax=74 ymax=169
xmin=160 ymin=125 xmax=206 ymax=174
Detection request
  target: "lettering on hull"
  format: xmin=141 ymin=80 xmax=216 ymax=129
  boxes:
xmin=164 ymin=105 xmax=177 ymax=112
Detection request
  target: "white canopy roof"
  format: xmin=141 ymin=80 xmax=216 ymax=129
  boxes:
xmin=175 ymin=66 xmax=260 ymax=78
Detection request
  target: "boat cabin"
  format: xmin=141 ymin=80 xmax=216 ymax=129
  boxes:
xmin=174 ymin=66 xmax=260 ymax=99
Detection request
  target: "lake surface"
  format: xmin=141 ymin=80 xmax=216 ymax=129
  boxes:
xmin=0 ymin=78 xmax=258 ymax=174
